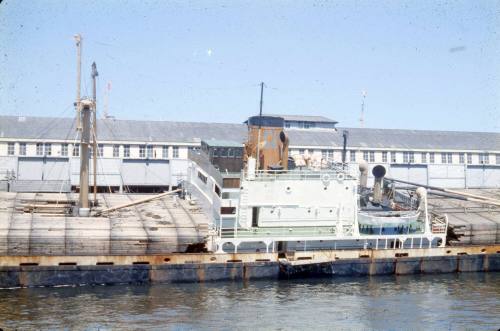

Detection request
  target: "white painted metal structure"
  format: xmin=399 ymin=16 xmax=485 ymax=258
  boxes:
xmin=186 ymin=158 xmax=448 ymax=254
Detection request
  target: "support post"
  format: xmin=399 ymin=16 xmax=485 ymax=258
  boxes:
xmin=79 ymin=100 xmax=92 ymax=210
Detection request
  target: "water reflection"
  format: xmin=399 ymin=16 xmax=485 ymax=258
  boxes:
xmin=0 ymin=273 xmax=498 ymax=330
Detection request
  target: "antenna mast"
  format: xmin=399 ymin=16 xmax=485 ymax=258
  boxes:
xmin=360 ymin=90 xmax=367 ymax=128
xmin=74 ymin=34 xmax=82 ymax=131
xmin=256 ymin=82 xmax=264 ymax=170
xmin=103 ymin=81 xmax=111 ymax=119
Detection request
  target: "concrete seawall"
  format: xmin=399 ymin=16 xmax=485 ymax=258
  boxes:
xmin=0 ymin=249 xmax=499 ymax=288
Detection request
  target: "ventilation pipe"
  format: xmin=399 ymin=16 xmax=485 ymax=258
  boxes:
xmin=415 ymin=187 xmax=427 ymax=211
xmin=358 ymin=160 xmax=368 ymax=189
xmin=372 ymin=165 xmax=386 ymax=204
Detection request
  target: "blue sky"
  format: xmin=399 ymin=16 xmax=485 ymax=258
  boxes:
xmin=1 ymin=0 xmax=499 ymax=132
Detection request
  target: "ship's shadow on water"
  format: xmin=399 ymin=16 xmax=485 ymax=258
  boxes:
xmin=0 ymin=273 xmax=498 ymax=330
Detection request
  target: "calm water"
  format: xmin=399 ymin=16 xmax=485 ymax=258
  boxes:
xmin=0 ymin=273 xmax=499 ymax=330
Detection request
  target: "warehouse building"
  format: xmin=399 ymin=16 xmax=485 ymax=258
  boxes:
xmin=0 ymin=114 xmax=499 ymax=192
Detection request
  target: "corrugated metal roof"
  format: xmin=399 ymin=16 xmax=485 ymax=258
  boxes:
xmin=0 ymin=115 xmax=499 ymax=151
xmin=265 ymin=114 xmax=338 ymax=123
xmin=203 ymin=139 xmax=244 ymax=147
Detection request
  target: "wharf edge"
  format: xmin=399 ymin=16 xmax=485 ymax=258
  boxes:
xmin=0 ymin=245 xmax=498 ymax=288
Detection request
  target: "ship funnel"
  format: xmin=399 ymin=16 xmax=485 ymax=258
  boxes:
xmin=358 ymin=160 xmax=368 ymax=188
xmin=372 ymin=165 xmax=386 ymax=204
xmin=245 ymin=115 xmax=288 ymax=170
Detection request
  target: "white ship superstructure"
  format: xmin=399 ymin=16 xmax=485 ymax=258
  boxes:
xmin=184 ymin=115 xmax=448 ymax=253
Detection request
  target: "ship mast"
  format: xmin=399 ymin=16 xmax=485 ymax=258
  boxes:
xmin=91 ymin=62 xmax=98 ymax=205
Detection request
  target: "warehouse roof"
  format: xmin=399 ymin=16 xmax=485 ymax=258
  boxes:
xmin=0 ymin=115 xmax=499 ymax=151
xmin=264 ymin=114 xmax=338 ymax=124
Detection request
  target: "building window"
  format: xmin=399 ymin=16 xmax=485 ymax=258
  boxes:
xmin=429 ymin=152 xmax=434 ymax=163
xmin=390 ymin=152 xmax=397 ymax=163
xmin=350 ymin=151 xmax=356 ymax=162
xmin=363 ymin=151 xmax=369 ymax=162
xmin=72 ymin=144 xmax=80 ymax=157
xmin=299 ymin=149 xmax=305 ymax=155
xmin=421 ymin=152 xmax=427 ymax=163
xmin=467 ymin=153 xmax=472 ymax=164
xmin=162 ymin=146 xmax=169 ymax=159
xmin=173 ymin=146 xmax=179 ymax=158
xmin=146 ymin=145 xmax=153 ymax=158
xmin=7 ymin=142 xmax=14 ymax=155
xmin=36 ymin=143 xmax=43 ymax=156
xmin=139 ymin=145 xmax=146 ymax=158
xmin=19 ymin=143 xmax=26 ymax=156
xmin=459 ymin=153 xmax=465 ymax=164
xmin=441 ymin=152 xmax=452 ymax=164
xmin=44 ymin=143 xmax=52 ymax=156
xmin=113 ymin=145 xmax=120 ymax=158
xmin=369 ymin=151 xmax=375 ymax=163
xmin=322 ymin=150 xmax=333 ymax=160
xmin=285 ymin=123 xmax=291 ymax=128
xmin=496 ymin=154 xmax=500 ymax=165
xmin=409 ymin=152 xmax=414 ymax=163
xmin=479 ymin=153 xmax=489 ymax=164
xmin=98 ymin=144 xmax=103 ymax=157
xmin=382 ymin=151 xmax=387 ymax=163
xmin=124 ymin=145 xmax=130 ymax=158
xmin=61 ymin=144 xmax=68 ymax=156
xmin=403 ymin=152 xmax=409 ymax=163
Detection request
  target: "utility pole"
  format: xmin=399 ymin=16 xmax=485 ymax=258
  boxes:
xmin=256 ymin=82 xmax=264 ymax=170
xmin=342 ymin=130 xmax=349 ymax=167
xmin=79 ymin=100 xmax=93 ymax=214
xmin=74 ymin=34 xmax=82 ymax=131
xmin=91 ymin=62 xmax=98 ymax=205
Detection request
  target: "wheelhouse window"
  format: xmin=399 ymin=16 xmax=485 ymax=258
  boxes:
xmin=198 ymin=171 xmax=207 ymax=184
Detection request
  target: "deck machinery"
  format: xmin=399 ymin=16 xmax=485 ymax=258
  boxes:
xmin=185 ymin=115 xmax=448 ymax=253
